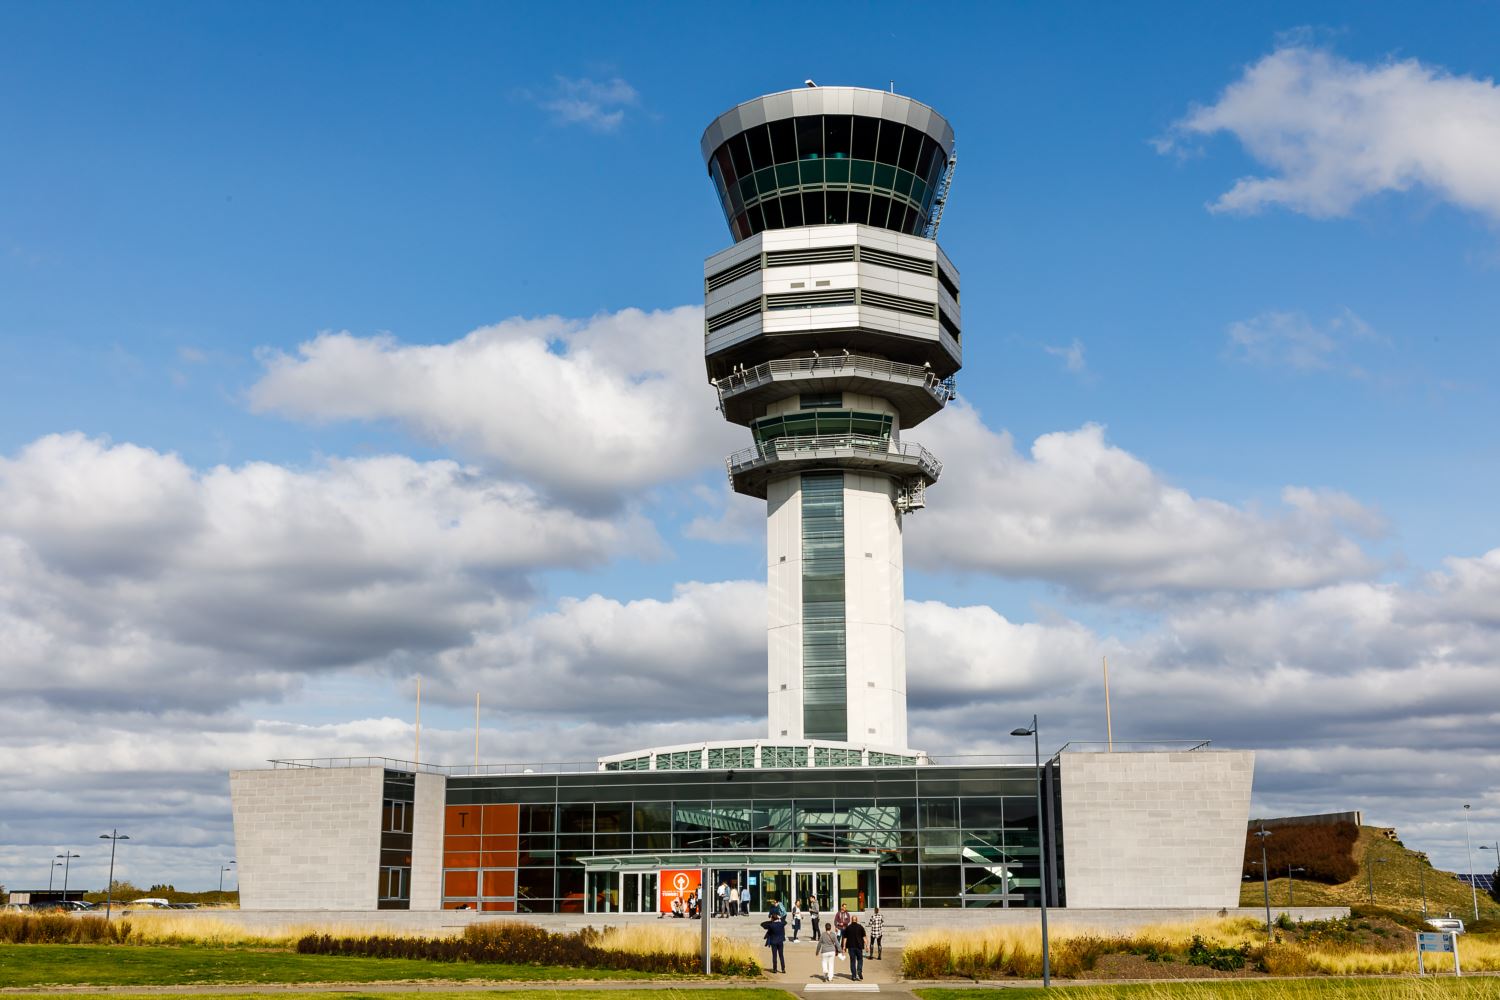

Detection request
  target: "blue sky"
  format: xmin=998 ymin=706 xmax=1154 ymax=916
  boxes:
xmin=2 ymin=2 xmax=1499 ymax=889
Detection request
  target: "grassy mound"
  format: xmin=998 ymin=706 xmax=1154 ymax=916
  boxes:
xmin=1240 ymin=825 xmax=1500 ymax=919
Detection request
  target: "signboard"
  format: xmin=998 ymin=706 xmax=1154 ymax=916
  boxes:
xmin=659 ymin=869 xmax=701 ymax=914
xmin=1417 ymin=932 xmax=1461 ymax=976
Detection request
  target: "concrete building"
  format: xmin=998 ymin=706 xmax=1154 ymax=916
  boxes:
xmin=230 ymin=85 xmax=1257 ymax=914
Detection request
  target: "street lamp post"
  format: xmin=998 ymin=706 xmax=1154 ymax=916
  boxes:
xmin=99 ymin=830 xmax=130 ymax=919
xmin=1366 ymin=855 xmax=1387 ymax=904
xmin=1010 ymin=715 xmax=1050 ymax=988
xmin=1287 ymin=865 xmax=1305 ymax=907
xmin=1419 ymin=862 xmax=1428 ymax=919
xmin=1463 ymin=804 xmax=1478 ymax=922
xmin=219 ymin=861 xmax=236 ymax=893
xmin=47 ymin=860 xmax=63 ymax=893
xmin=1253 ymin=828 xmax=1273 ymax=940
xmin=55 ymin=852 xmax=80 ymax=900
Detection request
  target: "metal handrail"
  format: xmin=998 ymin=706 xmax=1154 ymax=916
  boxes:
xmin=726 ymin=435 xmax=943 ymax=479
xmin=714 ymin=354 xmax=955 ymax=402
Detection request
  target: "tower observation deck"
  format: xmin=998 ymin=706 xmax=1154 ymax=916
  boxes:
xmin=703 ymin=86 xmax=960 ymax=755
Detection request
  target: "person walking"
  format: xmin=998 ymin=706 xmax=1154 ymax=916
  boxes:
xmin=728 ymin=882 xmax=739 ymax=917
xmin=833 ymin=903 xmax=852 ymax=952
xmin=790 ymin=900 xmax=803 ymax=942
xmin=717 ymin=879 xmax=728 ymax=918
xmin=816 ymin=922 xmax=839 ymax=982
xmin=762 ymin=912 xmax=787 ymax=973
xmin=868 ymin=907 xmax=884 ymax=960
xmin=808 ymin=898 xmax=821 ymax=944
xmin=843 ymin=915 xmax=867 ymax=982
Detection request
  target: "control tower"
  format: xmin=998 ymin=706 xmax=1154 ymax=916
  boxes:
xmin=702 ymin=87 xmax=960 ymax=754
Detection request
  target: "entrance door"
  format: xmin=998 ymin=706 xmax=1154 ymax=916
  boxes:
xmin=622 ymin=873 xmax=639 ymax=913
xmin=792 ymin=870 xmax=836 ymax=913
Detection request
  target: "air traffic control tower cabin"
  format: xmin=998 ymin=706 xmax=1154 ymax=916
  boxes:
xmin=230 ymin=86 xmax=1257 ymax=916
xmin=703 ymin=86 xmax=957 ymax=755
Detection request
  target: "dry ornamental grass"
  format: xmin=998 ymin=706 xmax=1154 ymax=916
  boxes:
xmin=902 ymin=915 xmax=1500 ymax=980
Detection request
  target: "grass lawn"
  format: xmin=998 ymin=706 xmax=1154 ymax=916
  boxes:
xmin=0 ymin=944 xmax=679 ymax=988
xmin=0 ymin=993 xmax=788 ymax=1000
xmin=919 ymin=978 xmax=1495 ymax=999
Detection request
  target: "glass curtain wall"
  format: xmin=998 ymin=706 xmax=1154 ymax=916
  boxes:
xmin=708 ymin=115 xmax=951 ymax=241
xmin=800 ymin=473 xmax=847 ymax=741
xmin=378 ymin=772 xmax=415 ymax=910
xmin=443 ymin=767 xmax=1057 ymax=912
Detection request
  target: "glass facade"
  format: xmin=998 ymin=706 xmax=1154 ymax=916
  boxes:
xmin=708 ymin=115 xmax=951 ymax=242
xmin=801 ymin=473 xmax=846 ymax=740
xmin=751 ymin=410 xmax=893 ymax=448
xmin=440 ymin=765 xmax=1063 ymax=912
xmin=378 ymin=771 xmax=414 ymax=910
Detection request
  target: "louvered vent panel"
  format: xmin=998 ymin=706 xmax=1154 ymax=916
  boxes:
xmin=765 ymin=288 xmax=858 ymax=310
xmin=937 ymin=266 xmax=960 ymax=301
xmin=764 ymin=246 xmax=857 ymax=267
xmin=859 ymin=247 xmax=935 ymax=276
xmin=706 ymin=256 xmax=762 ymax=292
xmin=862 ymin=289 xmax=936 ymax=318
xmin=706 ymin=298 xmax=763 ymax=332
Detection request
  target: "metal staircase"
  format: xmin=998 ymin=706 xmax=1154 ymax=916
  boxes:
xmin=923 ymin=150 xmax=957 ymax=240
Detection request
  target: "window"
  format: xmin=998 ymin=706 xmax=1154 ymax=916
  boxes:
xmin=800 ymin=392 xmax=843 ymax=409
xmin=796 ymin=115 xmax=823 ymax=160
xmin=851 ymin=116 xmax=879 ymax=160
xmin=768 ymin=118 xmax=797 ymax=164
xmin=382 ymin=799 xmax=411 ymax=833
xmin=378 ymin=865 xmax=409 ymax=900
xmin=751 ymin=410 xmax=893 ymax=446
xmin=802 ymin=472 xmax=846 ymax=741
xmin=824 ymin=115 xmax=851 ymax=158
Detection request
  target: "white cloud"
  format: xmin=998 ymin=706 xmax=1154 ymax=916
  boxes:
xmin=248 ymin=307 xmax=739 ymax=507
xmin=1226 ymin=308 xmax=1386 ymax=375
xmin=1043 ymin=338 xmax=1088 ymax=375
xmin=529 ymin=75 xmax=639 ymax=132
xmin=1161 ymin=45 xmax=1500 ymax=221
xmin=0 ymin=433 xmax=649 ymax=713
xmin=910 ymin=408 xmax=1384 ymax=595
xmin=424 ymin=580 xmax=767 ymax=723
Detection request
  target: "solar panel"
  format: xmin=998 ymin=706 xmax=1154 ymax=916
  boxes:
xmin=1456 ymin=873 xmax=1495 ymax=892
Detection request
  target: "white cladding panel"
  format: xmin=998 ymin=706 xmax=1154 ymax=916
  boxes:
xmin=1060 ymin=751 xmax=1256 ymax=908
xmin=231 ymin=767 xmax=383 ymax=910
xmin=842 ymin=472 xmax=907 ymax=749
xmin=766 ymin=475 xmax=803 ymax=739
xmin=408 ymin=772 xmax=447 ymax=911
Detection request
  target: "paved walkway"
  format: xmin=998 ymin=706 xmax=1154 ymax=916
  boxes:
xmin=761 ymin=938 xmax=906 ymax=997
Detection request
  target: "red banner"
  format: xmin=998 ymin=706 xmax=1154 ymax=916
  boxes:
xmin=659 ymin=868 xmax=701 ymax=913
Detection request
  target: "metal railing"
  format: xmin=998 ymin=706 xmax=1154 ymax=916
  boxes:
xmin=726 ymin=435 xmax=943 ymax=480
xmin=714 ymin=354 xmax=955 ymax=403
xmin=1052 ymin=740 xmax=1213 ymax=754
xmin=268 ymin=756 xmax=605 ymax=776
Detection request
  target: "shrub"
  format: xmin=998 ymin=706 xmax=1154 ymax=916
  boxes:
xmin=1185 ymin=934 xmax=1251 ymax=971
xmin=0 ymin=914 xmax=132 ymax=944
xmin=295 ymin=921 xmax=759 ymax=976
xmin=1244 ymin=821 xmax=1358 ymax=884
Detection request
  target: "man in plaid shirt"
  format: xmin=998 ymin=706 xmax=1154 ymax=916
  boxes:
xmin=867 ymin=907 xmax=884 ymax=960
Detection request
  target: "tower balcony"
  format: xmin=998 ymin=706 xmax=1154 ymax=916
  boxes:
xmin=726 ymin=434 xmax=942 ymax=500
xmin=715 ymin=353 xmax=956 ymax=428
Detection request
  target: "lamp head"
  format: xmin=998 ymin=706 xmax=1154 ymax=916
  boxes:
xmin=1010 ymin=727 xmax=1033 ymax=737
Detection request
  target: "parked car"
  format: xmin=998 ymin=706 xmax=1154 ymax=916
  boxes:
xmin=128 ymin=898 xmax=172 ymax=908
xmin=1425 ymin=917 xmax=1465 ymax=935
xmin=168 ymin=902 xmax=200 ymax=909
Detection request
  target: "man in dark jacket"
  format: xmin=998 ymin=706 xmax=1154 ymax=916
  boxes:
xmin=842 ymin=915 xmax=867 ymax=981
xmin=761 ymin=914 xmax=787 ymax=973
